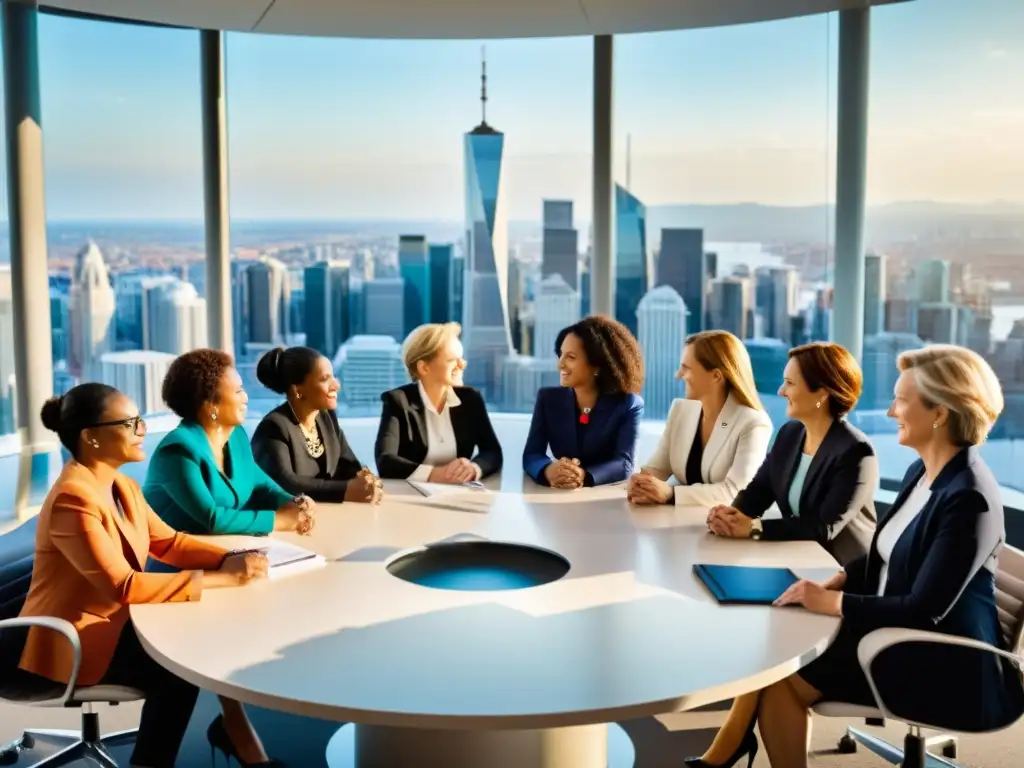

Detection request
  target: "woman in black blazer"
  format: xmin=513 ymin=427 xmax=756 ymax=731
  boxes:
xmin=707 ymin=342 xmax=877 ymax=566
xmin=251 ymin=347 xmax=382 ymax=504
xmin=374 ymin=322 xmax=502 ymax=482
xmin=688 ymin=345 xmax=1024 ymax=768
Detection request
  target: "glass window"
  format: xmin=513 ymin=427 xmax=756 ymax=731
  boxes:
xmin=0 ymin=31 xmax=11 ymax=442
xmin=864 ymin=0 xmax=1024 ymax=491
xmin=226 ymin=34 xmax=593 ymax=416
xmin=616 ymin=16 xmax=836 ymax=424
xmin=38 ymin=13 xmax=205 ymax=422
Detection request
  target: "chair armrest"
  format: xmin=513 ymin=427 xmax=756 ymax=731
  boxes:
xmin=0 ymin=617 xmax=81 ymax=706
xmin=856 ymin=627 xmax=1023 ymax=725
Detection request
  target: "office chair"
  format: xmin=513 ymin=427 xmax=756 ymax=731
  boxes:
xmin=0 ymin=517 xmax=143 ymax=767
xmin=812 ymin=544 xmax=1024 ymax=768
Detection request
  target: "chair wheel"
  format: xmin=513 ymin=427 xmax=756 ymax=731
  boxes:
xmin=941 ymin=744 xmax=957 ymax=759
xmin=0 ymin=747 xmax=19 ymax=766
xmin=837 ymin=734 xmax=858 ymax=754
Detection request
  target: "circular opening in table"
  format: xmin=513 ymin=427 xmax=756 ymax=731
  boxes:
xmin=385 ymin=541 xmax=570 ymax=592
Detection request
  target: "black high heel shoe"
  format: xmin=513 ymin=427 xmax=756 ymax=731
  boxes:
xmin=206 ymin=715 xmax=286 ymax=767
xmin=683 ymin=728 xmax=759 ymax=768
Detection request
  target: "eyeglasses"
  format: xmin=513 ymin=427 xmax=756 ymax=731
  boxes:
xmin=89 ymin=415 xmax=146 ymax=436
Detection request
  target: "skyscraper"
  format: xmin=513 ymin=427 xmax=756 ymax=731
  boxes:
xmin=148 ymin=281 xmax=207 ymax=355
xmin=68 ymin=241 xmax=116 ymax=379
xmin=428 ymin=244 xmax=454 ymax=324
xmin=541 ymin=199 xmax=578 ymax=290
xmin=915 ymin=259 xmax=951 ymax=303
xmin=614 ymin=183 xmax=649 ymax=337
xmin=709 ymin=276 xmax=749 ymax=339
xmin=364 ymin=278 xmax=405 ymax=341
xmin=98 ymin=350 xmax=176 ymax=416
xmin=754 ymin=266 xmax=798 ymax=342
xmin=533 ymin=274 xmax=579 ymax=361
xmin=461 ymin=49 xmax=511 ymax=399
xmin=657 ymin=228 xmax=706 ymax=335
xmin=398 ymin=235 xmax=431 ymax=335
xmin=864 ymin=253 xmax=886 ymax=337
xmin=336 ymin=336 xmax=407 ymax=409
xmin=245 ymin=256 xmax=291 ymax=345
xmin=637 ymin=286 xmax=687 ymax=420
xmin=305 ymin=261 xmax=351 ymax=357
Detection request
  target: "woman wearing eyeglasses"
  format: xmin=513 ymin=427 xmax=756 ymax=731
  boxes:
xmin=17 ymin=383 xmax=285 ymax=767
xmin=144 ymin=349 xmax=315 ymax=536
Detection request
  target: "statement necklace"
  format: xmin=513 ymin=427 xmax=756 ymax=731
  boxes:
xmin=290 ymin=404 xmax=325 ymax=458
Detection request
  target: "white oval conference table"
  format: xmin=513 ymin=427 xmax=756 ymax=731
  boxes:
xmin=131 ymin=474 xmax=841 ymax=768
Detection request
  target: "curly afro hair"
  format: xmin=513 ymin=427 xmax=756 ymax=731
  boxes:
xmin=554 ymin=314 xmax=644 ymax=395
xmin=162 ymin=348 xmax=235 ymax=421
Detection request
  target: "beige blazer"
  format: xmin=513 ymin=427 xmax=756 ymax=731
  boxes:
xmin=642 ymin=394 xmax=772 ymax=506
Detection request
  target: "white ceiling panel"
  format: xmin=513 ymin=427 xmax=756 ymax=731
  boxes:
xmin=37 ymin=0 xmax=912 ymax=38
xmin=256 ymin=0 xmax=589 ymax=39
xmin=39 ymin=0 xmax=270 ymax=31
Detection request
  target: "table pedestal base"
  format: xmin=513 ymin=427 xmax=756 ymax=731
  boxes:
xmin=325 ymin=722 xmax=635 ymax=768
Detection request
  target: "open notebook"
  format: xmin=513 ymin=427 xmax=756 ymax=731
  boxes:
xmin=408 ymin=480 xmax=490 ymax=497
xmin=228 ymin=540 xmax=326 ymax=581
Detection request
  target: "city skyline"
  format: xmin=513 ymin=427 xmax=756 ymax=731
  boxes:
xmin=0 ymin=0 xmax=1017 ymax=222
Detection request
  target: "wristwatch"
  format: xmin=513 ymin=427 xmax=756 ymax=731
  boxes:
xmin=750 ymin=518 xmax=763 ymax=541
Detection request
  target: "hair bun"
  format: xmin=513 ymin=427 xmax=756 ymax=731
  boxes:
xmin=40 ymin=395 xmax=64 ymax=433
xmin=256 ymin=347 xmax=287 ymax=393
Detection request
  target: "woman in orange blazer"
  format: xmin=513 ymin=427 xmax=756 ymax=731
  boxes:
xmin=18 ymin=384 xmax=284 ymax=768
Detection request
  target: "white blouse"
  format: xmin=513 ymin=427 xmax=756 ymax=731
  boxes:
xmin=875 ymin=481 xmax=932 ymax=596
xmin=408 ymin=382 xmax=480 ymax=482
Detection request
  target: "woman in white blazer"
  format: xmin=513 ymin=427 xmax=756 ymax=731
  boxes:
xmin=628 ymin=330 xmax=771 ymax=507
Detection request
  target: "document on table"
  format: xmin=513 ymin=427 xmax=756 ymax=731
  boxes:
xmin=407 ymin=480 xmax=490 ymax=497
xmin=229 ymin=539 xmax=326 ymax=580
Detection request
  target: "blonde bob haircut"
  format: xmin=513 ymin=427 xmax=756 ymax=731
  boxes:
xmin=897 ymin=344 xmax=1004 ymax=446
xmin=684 ymin=330 xmax=763 ymax=411
xmin=402 ymin=322 xmax=462 ymax=381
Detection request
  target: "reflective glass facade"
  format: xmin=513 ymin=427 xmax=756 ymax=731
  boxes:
xmin=461 ymin=127 xmax=511 ymax=398
xmin=614 ymin=183 xmax=649 ymax=337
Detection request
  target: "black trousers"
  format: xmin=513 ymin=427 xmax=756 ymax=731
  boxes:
xmin=99 ymin=621 xmax=199 ymax=768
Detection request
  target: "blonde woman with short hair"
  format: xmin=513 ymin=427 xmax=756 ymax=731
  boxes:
xmin=629 ymin=330 xmax=772 ymax=506
xmin=688 ymin=344 xmax=1024 ymax=768
xmin=373 ymin=322 xmax=503 ymax=482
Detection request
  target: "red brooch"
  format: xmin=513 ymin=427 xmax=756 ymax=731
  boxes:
xmin=580 ymin=407 xmax=592 ymax=425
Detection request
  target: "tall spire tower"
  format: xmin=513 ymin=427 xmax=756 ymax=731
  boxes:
xmin=480 ymin=46 xmax=488 ymax=126
xmin=462 ymin=50 xmax=510 ymax=399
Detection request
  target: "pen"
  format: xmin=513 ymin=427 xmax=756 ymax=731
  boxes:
xmin=226 ymin=547 xmax=269 ymax=557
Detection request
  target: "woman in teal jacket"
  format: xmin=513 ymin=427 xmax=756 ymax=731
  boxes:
xmin=144 ymin=349 xmax=315 ymax=536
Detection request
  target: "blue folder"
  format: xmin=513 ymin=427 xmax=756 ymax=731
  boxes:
xmin=694 ymin=564 xmax=798 ymax=605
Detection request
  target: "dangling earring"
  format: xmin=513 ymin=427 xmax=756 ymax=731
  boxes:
xmin=296 ymin=392 xmax=303 ymax=400
xmin=90 ymin=439 xmax=99 ymax=448
xmin=211 ymin=410 xmax=217 ymax=422
xmin=815 ymin=400 xmax=822 ymax=409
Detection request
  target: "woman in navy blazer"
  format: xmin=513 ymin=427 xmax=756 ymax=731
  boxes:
xmin=706 ymin=342 xmax=878 ymax=566
xmin=523 ymin=315 xmax=644 ymax=488
xmin=688 ymin=345 xmax=1024 ymax=768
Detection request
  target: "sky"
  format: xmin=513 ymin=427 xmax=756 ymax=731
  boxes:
xmin=0 ymin=0 xmax=1020 ymax=222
